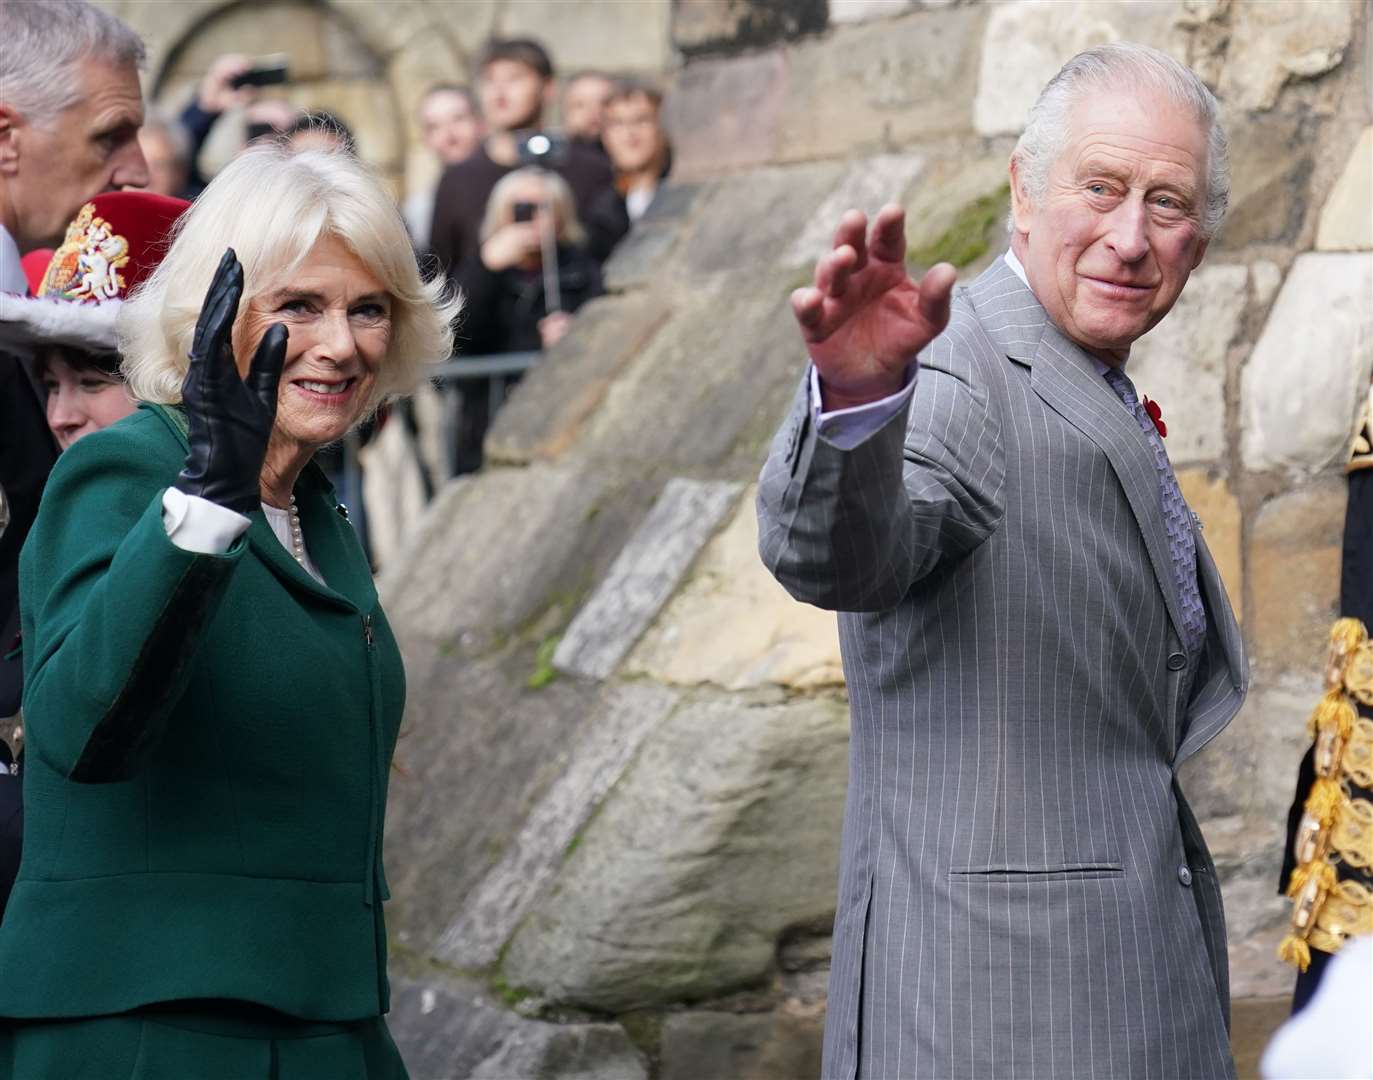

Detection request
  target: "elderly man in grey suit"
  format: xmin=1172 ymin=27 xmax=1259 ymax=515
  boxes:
xmin=758 ymin=42 xmax=1247 ymax=1079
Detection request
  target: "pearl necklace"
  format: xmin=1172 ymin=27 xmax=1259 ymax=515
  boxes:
xmin=287 ymin=494 xmax=306 ymax=566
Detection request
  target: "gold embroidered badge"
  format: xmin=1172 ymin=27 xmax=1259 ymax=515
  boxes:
xmin=38 ymin=202 xmax=131 ymax=303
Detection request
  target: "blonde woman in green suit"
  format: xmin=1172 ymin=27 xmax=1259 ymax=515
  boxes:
xmin=0 ymin=143 xmax=458 ymax=1079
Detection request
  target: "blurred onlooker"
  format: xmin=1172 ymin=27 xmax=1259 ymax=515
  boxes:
xmin=451 ymin=168 xmax=604 ymax=472
xmin=242 ymin=97 xmax=301 ymax=144
xmin=560 ymin=70 xmax=614 ymax=153
xmin=284 ymin=111 xmax=357 ymax=155
xmin=137 ymin=108 xmax=192 ymax=198
xmin=175 ymin=54 xmax=301 ymax=197
xmin=404 ymin=84 xmax=485 ymax=251
xmin=584 ymin=80 xmax=672 ymax=256
xmin=429 ymin=38 xmax=615 ymax=285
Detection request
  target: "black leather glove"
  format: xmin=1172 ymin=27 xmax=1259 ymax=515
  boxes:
xmin=174 ymin=248 xmax=288 ymax=516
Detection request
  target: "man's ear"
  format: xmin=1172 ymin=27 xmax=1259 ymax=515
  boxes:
xmin=1191 ymin=236 xmax=1209 ymax=270
xmin=1008 ymin=156 xmax=1034 ymax=235
xmin=0 ymin=104 xmax=20 ymax=175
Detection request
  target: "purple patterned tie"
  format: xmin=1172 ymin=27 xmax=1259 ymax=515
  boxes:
xmin=1103 ymin=366 xmax=1207 ymax=655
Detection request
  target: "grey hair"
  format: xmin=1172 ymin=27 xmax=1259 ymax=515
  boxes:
xmin=0 ymin=0 xmax=145 ymax=127
xmin=479 ymin=167 xmax=586 ymax=247
xmin=1011 ymin=42 xmax=1230 ymax=239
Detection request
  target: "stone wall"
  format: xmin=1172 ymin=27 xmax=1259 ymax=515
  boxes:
xmin=101 ymin=1 xmax=1373 ymax=1077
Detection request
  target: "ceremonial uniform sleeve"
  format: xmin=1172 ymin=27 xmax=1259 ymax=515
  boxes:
xmin=757 ymin=318 xmax=1005 ymax=613
xmin=19 ymin=424 xmax=247 ymax=782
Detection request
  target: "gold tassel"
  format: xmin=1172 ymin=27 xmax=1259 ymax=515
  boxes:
xmin=1310 ymin=690 xmax=1358 ymax=740
xmin=1330 ymin=618 xmax=1367 ymax=652
xmin=1306 ymin=778 xmax=1346 ymax=823
xmin=1287 ymin=857 xmax=1338 ymax=900
xmin=1278 ymin=934 xmax=1312 ymax=972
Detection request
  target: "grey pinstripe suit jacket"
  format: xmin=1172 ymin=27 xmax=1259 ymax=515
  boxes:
xmin=757 ymin=258 xmax=1248 ymax=1080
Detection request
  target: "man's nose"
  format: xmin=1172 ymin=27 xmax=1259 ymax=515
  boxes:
xmin=1106 ymin=198 xmax=1150 ymax=263
xmin=111 ymin=136 xmax=151 ymax=191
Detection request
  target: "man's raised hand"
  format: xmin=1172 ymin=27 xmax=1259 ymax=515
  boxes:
xmin=791 ymin=204 xmax=956 ymax=411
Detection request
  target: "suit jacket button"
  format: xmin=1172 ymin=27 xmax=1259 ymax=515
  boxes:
xmin=1167 ymin=652 xmax=1187 ymax=671
xmin=1178 ymin=865 xmax=1193 ymax=886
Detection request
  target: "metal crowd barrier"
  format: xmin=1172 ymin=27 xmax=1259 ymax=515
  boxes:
xmin=336 ymin=351 xmax=543 ymax=561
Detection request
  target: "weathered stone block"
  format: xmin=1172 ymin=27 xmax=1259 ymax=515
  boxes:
xmin=1177 ymin=469 xmax=1243 ymax=622
xmin=435 ymin=682 xmax=680 ymax=967
xmin=783 ymin=154 xmax=927 ymax=268
xmin=672 ymin=0 xmax=827 ymax=55
xmin=900 ymin=147 xmax=1013 ymax=263
xmin=830 ymin=0 xmax=917 ymax=22
xmin=469 ymin=1022 xmax=649 ymax=1080
xmin=499 ymin=0 xmax=671 ymax=73
xmin=972 ymin=0 xmax=1186 ymax=136
xmin=1129 ymin=263 xmax=1248 ymax=466
xmin=659 ymin=1009 xmax=825 ymax=1080
xmin=563 ymin=268 xmax=816 ymax=479
xmin=1219 ymin=0 xmax=1354 ymax=111
xmin=662 ymin=50 xmax=788 ymax=178
xmin=1241 ymin=253 xmax=1373 ymax=475
xmin=625 ymin=488 xmax=844 ymax=690
xmin=379 ymin=462 xmax=612 ymax=649
xmin=776 ymin=7 xmax=984 ymax=159
xmin=501 ymin=694 xmax=850 ymax=1010
xmin=1316 ymin=127 xmax=1373 ymax=252
xmin=681 ymin=162 xmax=845 ymax=275
xmin=554 ymin=479 xmax=744 ymax=680
xmin=1216 ymin=111 xmax=1311 ymax=250
xmin=1248 ymin=482 xmax=1346 ymax=674
xmin=602 ymin=183 xmax=707 ymax=292
xmin=388 ymin=975 xmax=529 ymax=1080
xmin=485 ymin=293 xmax=674 ymax=465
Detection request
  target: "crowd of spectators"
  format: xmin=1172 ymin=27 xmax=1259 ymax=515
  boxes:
xmin=6 ymin=28 xmax=673 ymax=565
xmin=124 ymin=36 xmax=673 ymax=481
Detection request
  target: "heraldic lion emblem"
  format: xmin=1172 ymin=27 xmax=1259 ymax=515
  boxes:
xmin=38 ymin=202 xmax=131 ymax=303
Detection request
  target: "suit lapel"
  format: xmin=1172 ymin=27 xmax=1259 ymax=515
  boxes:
xmin=1176 ymin=533 xmax=1248 ymax=761
xmin=970 ymin=264 xmax=1189 ymax=647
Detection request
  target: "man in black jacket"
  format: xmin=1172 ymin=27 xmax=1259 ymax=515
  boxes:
xmin=429 ymin=38 xmax=616 ymax=286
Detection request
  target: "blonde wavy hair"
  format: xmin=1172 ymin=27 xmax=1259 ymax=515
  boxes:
xmin=120 ymin=144 xmax=459 ymax=415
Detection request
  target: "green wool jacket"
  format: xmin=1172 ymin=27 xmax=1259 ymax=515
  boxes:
xmin=0 ymin=403 xmax=406 ymax=1022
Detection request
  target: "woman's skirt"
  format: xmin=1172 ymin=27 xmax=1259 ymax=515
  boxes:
xmin=0 ymin=1002 xmax=408 ymax=1079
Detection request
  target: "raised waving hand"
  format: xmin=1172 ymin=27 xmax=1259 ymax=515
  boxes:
xmin=792 ymin=204 xmax=956 ymax=411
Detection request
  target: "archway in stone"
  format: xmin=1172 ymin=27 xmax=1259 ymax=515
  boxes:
xmin=148 ymin=0 xmax=467 ymax=200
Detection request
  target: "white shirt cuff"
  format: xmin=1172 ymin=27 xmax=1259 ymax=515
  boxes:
xmin=809 ymin=362 xmax=918 ymax=451
xmin=161 ymin=487 xmax=251 ymax=554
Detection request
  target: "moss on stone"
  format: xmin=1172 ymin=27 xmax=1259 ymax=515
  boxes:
xmin=909 ymin=183 xmax=1011 ymax=269
xmin=527 ymin=633 xmax=562 ymax=690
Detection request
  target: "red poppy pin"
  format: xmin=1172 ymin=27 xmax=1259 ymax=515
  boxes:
xmin=1142 ymin=396 xmax=1167 ymax=439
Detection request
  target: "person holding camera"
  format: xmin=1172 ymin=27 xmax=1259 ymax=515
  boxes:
xmin=428 ymin=38 xmax=615 ymax=288
xmin=449 ymin=168 xmax=604 ymax=473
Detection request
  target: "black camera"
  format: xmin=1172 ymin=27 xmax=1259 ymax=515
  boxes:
xmin=516 ymin=131 xmax=569 ymax=169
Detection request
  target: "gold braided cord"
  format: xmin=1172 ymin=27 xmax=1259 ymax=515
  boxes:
xmin=1330 ymin=795 xmax=1373 ymax=871
xmin=1279 ymin=618 xmax=1373 ymax=970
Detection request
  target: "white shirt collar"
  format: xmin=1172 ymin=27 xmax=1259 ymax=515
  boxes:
xmin=0 ymin=225 xmax=26 ymax=295
xmin=1001 ymin=247 xmax=1029 ymax=289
